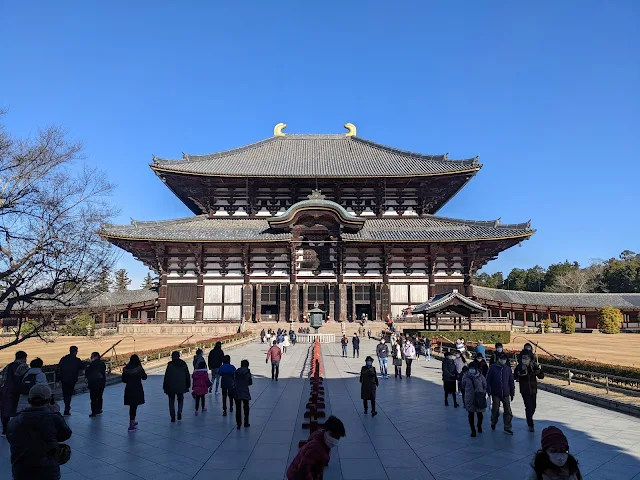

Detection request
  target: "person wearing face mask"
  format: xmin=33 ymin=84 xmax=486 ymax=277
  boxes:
xmin=403 ymin=340 xmax=416 ymax=378
xmin=486 ymin=351 xmax=515 ymax=434
xmin=525 ymin=426 xmax=583 ymax=480
xmin=392 ymin=341 xmax=403 ymax=379
xmin=489 ymin=343 xmax=504 ymax=366
xmin=454 ymin=351 xmax=467 ymax=396
xmin=442 ymin=351 xmax=459 ymax=408
xmin=287 ymin=415 xmax=346 ymax=480
xmin=475 ymin=353 xmax=489 ymax=377
xmin=516 ymin=350 xmax=544 ymax=432
xmin=461 ymin=361 xmax=487 ymax=437
xmin=376 ymin=338 xmax=389 ymax=379
xmin=360 ymin=356 xmax=379 ymax=416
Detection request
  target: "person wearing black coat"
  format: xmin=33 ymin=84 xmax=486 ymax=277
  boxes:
xmin=207 ymin=342 xmax=225 ymax=394
xmin=7 ymin=384 xmax=72 ymax=480
xmin=233 ymin=359 xmax=253 ymax=429
xmin=122 ymin=355 xmax=147 ymax=431
xmin=0 ymin=350 xmax=29 ymax=434
xmin=516 ymin=350 xmax=544 ymax=432
xmin=352 ymin=333 xmax=361 ymax=358
xmin=360 ymin=356 xmax=379 ymax=416
xmin=441 ymin=351 xmax=459 ymax=408
xmin=56 ymin=346 xmax=84 ymax=416
xmin=85 ymin=352 xmax=107 ymax=417
xmin=163 ymin=351 xmax=191 ymax=422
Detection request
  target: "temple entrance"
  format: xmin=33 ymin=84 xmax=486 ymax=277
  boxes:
xmin=355 ymin=304 xmax=372 ymax=322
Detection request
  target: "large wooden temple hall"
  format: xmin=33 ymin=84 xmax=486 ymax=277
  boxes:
xmin=101 ymin=123 xmax=534 ymax=323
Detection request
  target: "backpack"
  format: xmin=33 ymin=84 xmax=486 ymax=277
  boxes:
xmin=20 ymin=373 xmax=38 ymax=396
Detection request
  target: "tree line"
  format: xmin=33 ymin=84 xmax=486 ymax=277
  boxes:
xmin=474 ymin=250 xmax=640 ymax=293
xmin=95 ymin=266 xmax=156 ymax=293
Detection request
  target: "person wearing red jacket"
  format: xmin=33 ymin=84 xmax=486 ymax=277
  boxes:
xmin=287 ymin=416 xmax=346 ymax=480
xmin=266 ymin=341 xmax=282 ymax=381
xmin=192 ymin=360 xmax=212 ymax=415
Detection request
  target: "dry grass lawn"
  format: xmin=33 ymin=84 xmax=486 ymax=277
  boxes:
xmin=505 ymin=333 xmax=640 ymax=368
xmin=0 ymin=334 xmax=214 ymax=367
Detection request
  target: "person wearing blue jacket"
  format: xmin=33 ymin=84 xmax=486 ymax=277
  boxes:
xmin=486 ymin=351 xmax=515 ymax=435
xmin=218 ymin=355 xmax=236 ymax=416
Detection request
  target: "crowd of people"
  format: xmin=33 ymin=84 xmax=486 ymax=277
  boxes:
xmin=0 ymin=331 xmax=584 ymax=480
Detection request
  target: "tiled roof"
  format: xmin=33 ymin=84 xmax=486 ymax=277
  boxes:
xmin=101 ymin=215 xmax=533 ymax=243
xmin=11 ymin=289 xmax=158 ymax=312
xmin=472 ymin=286 xmax=640 ymax=309
xmin=413 ymin=291 xmax=487 ymax=314
xmin=151 ymin=134 xmax=481 ymax=178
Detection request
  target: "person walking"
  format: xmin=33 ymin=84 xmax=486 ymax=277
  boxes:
xmin=282 ymin=333 xmax=291 ymax=354
xmin=454 ymin=350 xmax=467 ymax=395
xmin=486 ymin=351 xmax=515 ymax=435
xmin=219 ymin=355 xmax=236 ymax=416
xmin=286 ymin=416 xmax=346 ymax=480
xmin=266 ymin=340 xmax=282 ymax=381
xmin=461 ymin=361 xmax=487 ymax=437
xmin=442 ymin=350 xmax=459 ymax=407
xmin=352 ymin=333 xmax=360 ymax=358
xmin=56 ymin=346 xmax=84 ymax=416
xmin=192 ymin=348 xmax=206 ymax=369
xmin=16 ymin=357 xmax=49 ymax=414
xmin=525 ymin=426 xmax=583 ymax=480
xmin=233 ymin=359 xmax=253 ymax=429
xmin=260 ymin=328 xmax=266 ymax=344
xmin=360 ymin=356 xmax=378 ymax=416
xmin=403 ymin=340 xmax=416 ymax=378
xmin=475 ymin=352 xmax=489 ymax=377
xmin=376 ymin=338 xmax=389 ymax=379
xmin=208 ymin=341 xmax=225 ymax=394
xmin=1 ymin=351 xmax=29 ymax=435
xmin=425 ymin=338 xmax=432 ymax=361
xmin=516 ymin=350 xmax=545 ymax=432
xmin=392 ymin=341 xmax=403 ymax=379
xmin=85 ymin=352 xmax=107 ymax=418
xmin=7 ymin=384 xmax=72 ymax=480
xmin=192 ymin=359 xmax=212 ymax=416
xmin=489 ymin=342 xmax=504 ymax=366
xmin=163 ymin=351 xmax=190 ymax=422
xmin=122 ymin=354 xmax=147 ymax=431
xmin=340 ymin=335 xmax=349 ymax=357
xmin=475 ymin=340 xmax=486 ymax=360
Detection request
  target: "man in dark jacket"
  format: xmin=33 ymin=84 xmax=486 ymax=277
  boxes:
xmin=218 ymin=355 xmax=236 ymax=416
xmin=234 ymin=359 xmax=252 ymax=429
xmin=56 ymin=346 xmax=84 ymax=416
xmin=85 ymin=352 xmax=106 ymax=417
xmin=486 ymin=352 xmax=515 ymax=434
xmin=208 ymin=342 xmax=224 ymax=394
xmin=340 ymin=335 xmax=348 ymax=357
xmin=376 ymin=339 xmax=389 ymax=379
xmin=352 ymin=333 xmax=360 ymax=358
xmin=7 ymin=384 xmax=72 ymax=480
xmin=516 ymin=350 xmax=544 ymax=432
xmin=489 ymin=342 xmax=504 ymax=366
xmin=1 ymin=350 xmax=29 ymax=435
xmin=163 ymin=351 xmax=190 ymax=422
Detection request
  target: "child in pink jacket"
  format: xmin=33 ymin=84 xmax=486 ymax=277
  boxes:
xmin=192 ymin=359 xmax=212 ymax=415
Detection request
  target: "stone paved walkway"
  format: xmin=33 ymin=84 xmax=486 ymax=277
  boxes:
xmin=1 ymin=338 xmax=639 ymax=479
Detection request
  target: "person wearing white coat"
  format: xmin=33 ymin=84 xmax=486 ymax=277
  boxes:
xmin=17 ymin=358 xmax=49 ymax=413
xmin=283 ymin=334 xmax=291 ymax=354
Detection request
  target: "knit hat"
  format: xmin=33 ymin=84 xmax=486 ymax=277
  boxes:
xmin=171 ymin=351 xmax=180 ymax=360
xmin=541 ymin=426 xmax=569 ymax=452
xmin=28 ymin=384 xmax=52 ymax=403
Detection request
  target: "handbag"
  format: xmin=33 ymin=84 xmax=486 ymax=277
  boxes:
xmin=57 ymin=443 xmax=71 ymax=465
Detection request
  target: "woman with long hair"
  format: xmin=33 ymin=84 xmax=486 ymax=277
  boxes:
xmin=122 ymin=354 xmax=147 ymax=431
xmin=525 ymin=426 xmax=582 ymax=480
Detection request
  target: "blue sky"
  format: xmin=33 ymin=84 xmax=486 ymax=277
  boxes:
xmin=2 ymin=2 xmax=639 ymax=288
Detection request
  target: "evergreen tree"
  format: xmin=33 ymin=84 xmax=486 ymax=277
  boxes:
xmin=95 ymin=266 xmax=112 ymax=293
xmin=141 ymin=272 xmax=156 ymax=290
xmin=114 ymin=269 xmax=131 ymax=291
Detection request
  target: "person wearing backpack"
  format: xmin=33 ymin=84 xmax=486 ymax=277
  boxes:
xmin=85 ymin=352 xmax=107 ymax=418
xmin=56 ymin=346 xmax=84 ymax=416
xmin=17 ymin=357 xmax=49 ymax=414
xmin=1 ymin=351 xmax=29 ymax=435
xmin=461 ymin=361 xmax=487 ymax=437
xmin=7 ymin=384 xmax=72 ymax=480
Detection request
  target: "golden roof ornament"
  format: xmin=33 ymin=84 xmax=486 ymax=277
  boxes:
xmin=344 ymin=123 xmax=356 ymax=137
xmin=308 ymin=189 xmax=326 ymax=200
xmin=274 ymin=123 xmax=287 ymax=136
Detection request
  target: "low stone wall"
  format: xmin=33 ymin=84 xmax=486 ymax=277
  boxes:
xmin=118 ymin=323 xmax=241 ymax=336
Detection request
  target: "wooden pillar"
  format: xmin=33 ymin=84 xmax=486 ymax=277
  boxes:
xmin=523 ymin=309 xmax=527 ymax=327
xmin=302 ymin=283 xmax=309 ymax=321
xmin=289 ymin=284 xmax=299 ymax=322
xmin=101 ymin=312 xmax=106 ymax=329
xmin=423 ymin=313 xmax=427 ymax=330
xmin=195 ymin=273 xmax=204 ymax=322
xmin=279 ymin=284 xmax=287 ymax=323
xmin=254 ymin=284 xmax=262 ymax=322
xmin=157 ymin=272 xmax=168 ymax=322
xmin=328 ymin=284 xmax=335 ymax=322
xmin=435 ymin=314 xmax=439 ymax=331
xmin=350 ymin=283 xmax=356 ymax=323
xmin=468 ymin=315 xmax=472 ymax=331
xmin=338 ymin=284 xmax=347 ymax=322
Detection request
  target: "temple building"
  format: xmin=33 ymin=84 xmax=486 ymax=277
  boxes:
xmin=100 ymin=123 xmax=534 ymax=323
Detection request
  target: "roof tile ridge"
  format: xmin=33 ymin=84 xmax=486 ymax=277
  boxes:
xmin=152 ymin=137 xmax=278 ymax=165
xmin=352 ymin=137 xmax=480 ymax=166
xmin=124 ymin=215 xmax=211 ymax=227
xmin=426 ymin=215 xmax=533 ymax=230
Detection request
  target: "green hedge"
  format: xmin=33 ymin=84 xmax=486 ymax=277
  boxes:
xmin=405 ymin=330 xmax=511 ymax=345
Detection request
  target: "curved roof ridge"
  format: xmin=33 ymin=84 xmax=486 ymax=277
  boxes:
xmin=152 ymin=137 xmax=278 ymax=165
xmin=352 ymin=137 xmax=480 ymax=166
xmin=426 ymin=214 xmax=533 ymax=230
